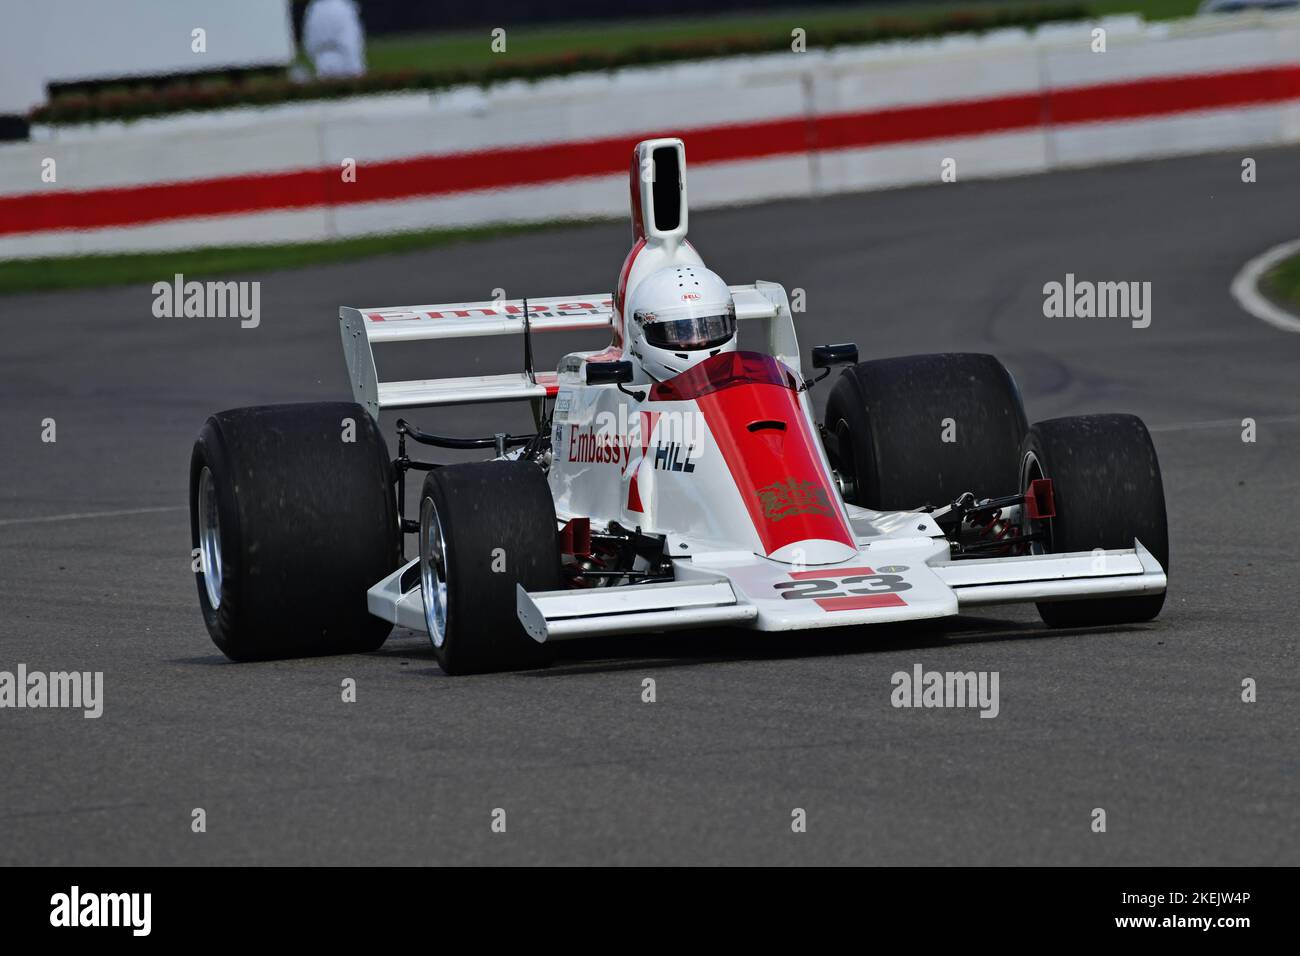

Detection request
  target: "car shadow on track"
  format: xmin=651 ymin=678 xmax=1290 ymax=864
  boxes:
xmin=173 ymin=616 xmax=1155 ymax=675
xmin=516 ymin=615 xmax=1155 ymax=677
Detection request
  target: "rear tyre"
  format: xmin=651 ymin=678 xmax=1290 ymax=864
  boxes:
xmin=189 ymin=402 xmax=401 ymax=661
xmin=1019 ymin=414 xmax=1168 ymax=627
xmin=419 ymin=461 xmax=560 ymax=675
xmin=824 ymin=353 xmax=1028 ymax=510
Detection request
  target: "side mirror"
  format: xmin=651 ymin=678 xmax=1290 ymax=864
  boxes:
xmin=812 ymin=343 xmax=858 ymax=369
xmin=803 ymin=343 xmax=859 ymax=392
xmin=585 ymin=360 xmax=635 ymax=386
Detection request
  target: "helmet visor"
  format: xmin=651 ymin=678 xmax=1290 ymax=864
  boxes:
xmin=642 ymin=312 xmax=736 ymax=351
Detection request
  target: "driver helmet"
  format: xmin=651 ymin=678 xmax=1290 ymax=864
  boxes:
xmin=626 ymin=265 xmax=737 ymax=381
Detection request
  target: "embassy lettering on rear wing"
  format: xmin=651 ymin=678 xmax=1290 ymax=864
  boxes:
xmin=367 ymin=300 xmax=613 ymax=322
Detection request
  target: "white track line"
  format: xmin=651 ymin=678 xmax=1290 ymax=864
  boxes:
xmin=0 ymin=505 xmax=185 ymax=527
xmin=1230 ymin=237 xmax=1300 ymax=334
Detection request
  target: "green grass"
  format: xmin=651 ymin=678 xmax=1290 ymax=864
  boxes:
xmin=1260 ymin=251 xmax=1300 ymax=313
xmin=0 ymin=219 xmax=608 ymax=297
xmin=365 ymin=1 xmax=1201 ymax=73
xmin=1088 ymin=0 xmax=1201 ymax=18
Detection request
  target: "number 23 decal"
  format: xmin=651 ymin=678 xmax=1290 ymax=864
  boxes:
xmin=775 ymin=573 xmax=912 ymax=600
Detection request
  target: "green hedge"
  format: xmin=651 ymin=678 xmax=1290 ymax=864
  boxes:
xmin=31 ymin=4 xmax=1090 ymax=125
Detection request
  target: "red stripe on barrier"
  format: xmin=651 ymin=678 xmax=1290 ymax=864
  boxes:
xmin=1047 ymin=64 xmax=1300 ymax=124
xmin=2 ymin=64 xmax=1297 ymax=237
xmin=816 ymin=92 xmax=1044 ymax=151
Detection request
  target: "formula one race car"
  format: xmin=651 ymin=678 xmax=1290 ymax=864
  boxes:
xmin=189 ymin=138 xmax=1168 ymax=674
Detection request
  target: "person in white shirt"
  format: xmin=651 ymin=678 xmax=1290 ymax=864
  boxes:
xmin=302 ymin=0 xmax=367 ymax=78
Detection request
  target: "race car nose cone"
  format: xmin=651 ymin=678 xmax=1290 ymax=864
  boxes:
xmin=768 ymin=538 xmax=860 ymax=566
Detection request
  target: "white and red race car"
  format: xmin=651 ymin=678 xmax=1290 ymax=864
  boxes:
xmin=190 ymin=138 xmax=1168 ymax=674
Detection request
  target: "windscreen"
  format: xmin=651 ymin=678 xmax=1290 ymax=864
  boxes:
xmin=643 ymin=313 xmax=735 ymax=350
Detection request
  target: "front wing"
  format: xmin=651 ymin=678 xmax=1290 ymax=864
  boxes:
xmin=367 ymin=540 xmax=1167 ymax=642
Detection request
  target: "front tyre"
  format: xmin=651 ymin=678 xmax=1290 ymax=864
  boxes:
xmin=1019 ymin=414 xmax=1168 ymax=627
xmin=824 ymin=353 xmax=1027 ymax=510
xmin=419 ymin=461 xmax=561 ymax=675
xmin=189 ymin=402 xmax=401 ymax=661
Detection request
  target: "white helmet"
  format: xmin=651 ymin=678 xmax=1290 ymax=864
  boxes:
xmin=626 ymin=265 xmax=737 ymax=381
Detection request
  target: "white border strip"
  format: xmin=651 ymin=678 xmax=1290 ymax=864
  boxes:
xmin=1230 ymin=237 xmax=1300 ymax=334
xmin=0 ymin=505 xmax=185 ymax=527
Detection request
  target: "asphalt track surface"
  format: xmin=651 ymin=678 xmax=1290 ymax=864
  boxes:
xmin=2 ymin=147 xmax=1298 ymax=866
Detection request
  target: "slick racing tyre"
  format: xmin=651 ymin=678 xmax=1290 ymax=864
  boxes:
xmin=418 ymin=461 xmax=561 ymax=675
xmin=1019 ymin=414 xmax=1168 ymax=627
xmin=825 ymin=353 xmax=1028 ymax=510
xmin=189 ymin=402 xmax=402 ymax=661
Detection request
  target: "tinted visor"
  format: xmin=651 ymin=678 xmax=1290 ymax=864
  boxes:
xmin=643 ymin=313 xmax=736 ymax=351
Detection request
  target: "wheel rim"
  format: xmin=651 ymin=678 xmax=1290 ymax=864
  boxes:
xmin=420 ymin=495 xmax=449 ymax=648
xmin=197 ymin=466 xmax=223 ymax=609
xmin=833 ymin=419 xmax=859 ymax=502
xmin=1019 ymin=450 xmax=1050 ymax=556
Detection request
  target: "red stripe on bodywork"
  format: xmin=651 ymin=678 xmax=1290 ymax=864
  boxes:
xmin=611 ymin=236 xmax=646 ymax=348
xmin=815 ymin=593 xmax=907 ymax=612
xmin=789 ymin=565 xmax=874 ymax=580
xmin=4 ymin=65 xmax=1298 ymax=237
xmin=680 ymin=353 xmax=854 ymax=557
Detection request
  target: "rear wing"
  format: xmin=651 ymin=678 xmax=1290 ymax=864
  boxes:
xmin=339 ymin=283 xmax=798 ymax=418
xmin=340 ymin=294 xmax=609 ymax=418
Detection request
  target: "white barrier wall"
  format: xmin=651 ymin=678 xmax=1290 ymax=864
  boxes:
xmin=1 ymin=12 xmax=1298 ymax=261
xmin=0 ymin=0 xmax=295 ymax=116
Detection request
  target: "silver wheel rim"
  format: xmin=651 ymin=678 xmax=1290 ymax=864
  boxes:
xmin=420 ymin=495 xmax=449 ymax=648
xmin=197 ymin=466 xmax=223 ymax=609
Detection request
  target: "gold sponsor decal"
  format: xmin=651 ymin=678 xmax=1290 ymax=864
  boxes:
xmin=757 ymin=477 xmax=833 ymax=522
